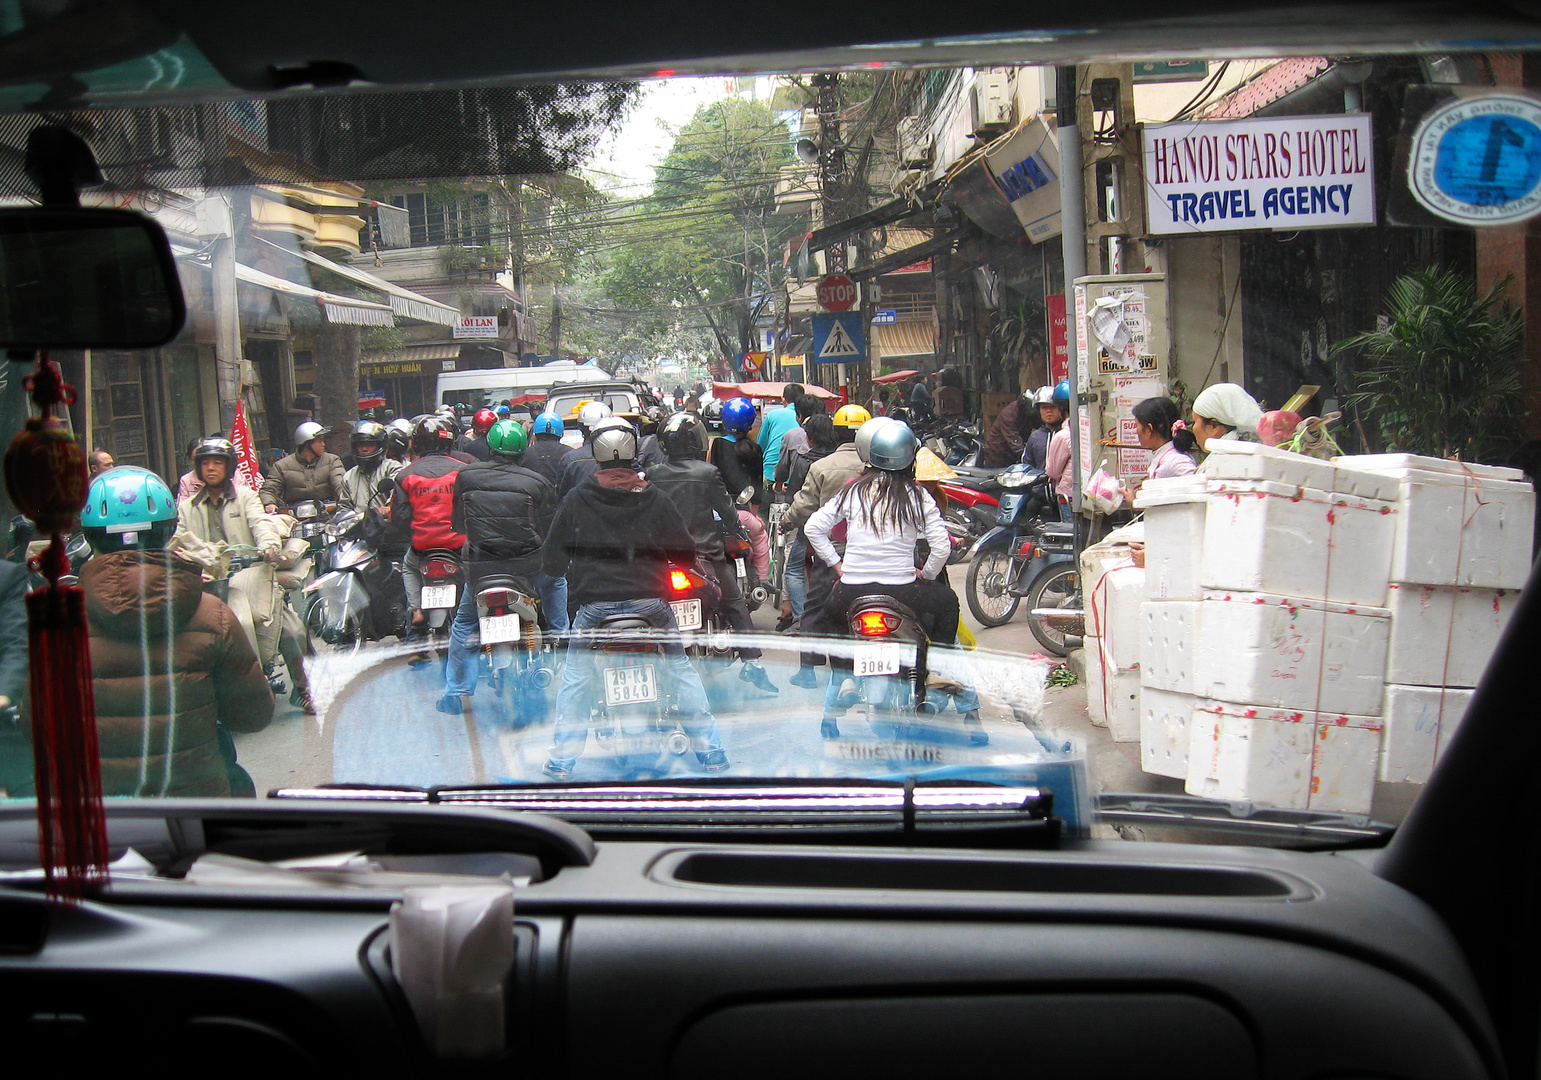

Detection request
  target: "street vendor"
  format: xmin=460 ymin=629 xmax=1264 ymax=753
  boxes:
xmin=1190 ymin=383 xmax=1263 ymax=450
xmin=1121 ymin=396 xmax=1198 ymax=504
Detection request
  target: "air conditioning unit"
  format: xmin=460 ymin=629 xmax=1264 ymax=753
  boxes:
xmin=896 ymin=115 xmax=933 ymax=169
xmin=971 ymin=72 xmax=1015 ymax=134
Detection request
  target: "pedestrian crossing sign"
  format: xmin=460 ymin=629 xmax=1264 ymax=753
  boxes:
xmin=812 ymin=311 xmax=865 ymax=364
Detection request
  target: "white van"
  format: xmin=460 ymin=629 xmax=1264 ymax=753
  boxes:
xmin=435 ymin=361 xmax=615 ymax=410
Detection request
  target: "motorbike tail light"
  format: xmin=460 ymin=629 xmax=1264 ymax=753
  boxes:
xmin=479 ymin=588 xmax=511 ymax=609
xmin=855 ymin=611 xmax=899 ymax=636
xmin=669 ymin=569 xmax=693 ymax=593
xmin=1017 ymin=540 xmax=1037 ymax=559
xmin=422 ymin=560 xmax=458 ymax=579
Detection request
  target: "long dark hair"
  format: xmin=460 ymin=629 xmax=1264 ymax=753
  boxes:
xmin=840 ymin=464 xmax=923 ymax=533
xmin=1132 ymin=396 xmax=1196 ymax=454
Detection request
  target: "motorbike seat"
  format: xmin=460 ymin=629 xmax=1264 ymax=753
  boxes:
xmin=1037 ymin=522 xmax=1075 ymax=540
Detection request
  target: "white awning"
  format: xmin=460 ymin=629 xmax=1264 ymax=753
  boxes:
xmin=263 ymin=238 xmax=462 ymax=327
xmin=232 ymin=262 xmax=395 ymax=327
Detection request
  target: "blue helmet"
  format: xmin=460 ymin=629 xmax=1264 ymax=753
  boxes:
xmin=722 ymin=396 xmax=757 ymax=436
xmin=493 ymin=404 xmax=511 ymax=418
xmin=82 ymin=467 xmax=178 ymax=553
xmin=532 ymin=410 xmax=565 ymax=437
xmin=1053 ymin=379 xmax=1071 ymax=408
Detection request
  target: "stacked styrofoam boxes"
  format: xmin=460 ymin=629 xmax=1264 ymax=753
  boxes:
xmin=1080 ymin=524 xmax=1145 ymax=742
xmin=1334 ymin=453 xmax=1531 ymax=783
xmin=1134 ymin=444 xmax=1397 ymax=814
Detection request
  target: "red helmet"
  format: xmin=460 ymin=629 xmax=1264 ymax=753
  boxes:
xmin=472 ymin=408 xmax=498 ymax=436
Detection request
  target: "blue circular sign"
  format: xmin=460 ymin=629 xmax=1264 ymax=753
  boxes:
xmin=1410 ymin=93 xmax=1541 ymax=225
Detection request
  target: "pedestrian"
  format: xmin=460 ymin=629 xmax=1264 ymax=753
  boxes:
xmin=539 ymin=418 xmax=728 ymax=779
xmin=1120 ymin=396 xmax=1198 ymax=505
xmin=775 ymin=411 xmax=838 ymax=631
xmin=757 ymin=383 xmax=804 ymax=491
xmin=88 ymin=448 xmax=114 ymax=476
xmin=84 ymin=467 xmax=274 ymax=796
xmin=981 ymin=388 xmax=1043 ymax=469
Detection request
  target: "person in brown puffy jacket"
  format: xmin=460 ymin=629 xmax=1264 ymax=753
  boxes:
xmin=80 ymin=466 xmax=274 ymax=797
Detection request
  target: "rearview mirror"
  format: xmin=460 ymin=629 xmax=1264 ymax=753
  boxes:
xmin=0 ymin=207 xmax=185 ymax=350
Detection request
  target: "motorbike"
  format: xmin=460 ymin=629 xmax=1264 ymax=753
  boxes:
xmin=473 ymin=574 xmax=555 ymax=726
xmin=936 ymin=474 xmax=1000 ymax=565
xmin=418 ymin=547 xmax=463 ymax=636
xmin=7 ymin=515 xmax=91 ymax=586
xmin=925 ymin=420 xmax=982 ymax=467
xmin=724 ymin=486 xmax=768 ymax=611
xmin=667 ymin=562 xmax=734 ymax=671
xmin=302 ymin=510 xmax=411 ymax=652
xmin=587 ymin=606 xmax=697 ymax=772
xmin=964 ymin=463 xmax=1082 ymax=654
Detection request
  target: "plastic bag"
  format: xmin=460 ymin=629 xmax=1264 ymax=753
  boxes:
xmin=1083 ymin=464 xmax=1125 ymax=515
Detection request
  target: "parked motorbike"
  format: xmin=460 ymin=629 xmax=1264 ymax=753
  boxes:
xmin=964 ymin=463 xmax=1081 ymax=654
xmin=473 ymin=575 xmax=554 ymax=727
xmin=302 ymin=510 xmax=410 ymax=653
xmin=937 ymin=476 xmax=1000 ymax=565
xmin=925 ymin=420 xmax=982 ymax=466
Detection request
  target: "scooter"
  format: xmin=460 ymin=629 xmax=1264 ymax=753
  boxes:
xmin=418 ymin=547 xmax=463 ymax=637
xmin=474 ymin=575 xmax=554 ymax=727
xmin=587 ymin=608 xmax=695 ymax=774
xmin=666 ymin=563 xmax=734 ymax=670
xmin=302 ymin=512 xmax=411 ymax=652
xmin=936 ymin=478 xmax=1000 ymax=565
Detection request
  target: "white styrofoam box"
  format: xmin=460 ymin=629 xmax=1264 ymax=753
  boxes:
xmin=1135 ymin=477 xmax=1206 ymax=600
xmin=1385 ymin=583 xmax=1517 ymax=687
xmin=1139 ymin=600 xmax=1201 ymax=694
xmin=1085 ymin=561 xmax=1145 ymax=670
xmin=1195 ymin=591 xmax=1390 ymax=715
xmin=1201 ymin=441 xmax=1399 ymax=501
xmin=1379 ymin=683 xmax=1474 ymax=784
xmin=1334 ymin=454 xmax=1534 ymax=589
xmin=1201 ymin=478 xmax=1394 ymax=605
xmin=1184 ymin=701 xmax=1382 ymax=815
xmin=1083 ymin=643 xmax=1140 ymax=742
xmin=1140 ymin=686 xmax=1195 ymax=779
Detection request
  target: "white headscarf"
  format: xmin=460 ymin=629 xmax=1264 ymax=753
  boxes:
xmin=1192 ymin=383 xmax=1263 ymax=440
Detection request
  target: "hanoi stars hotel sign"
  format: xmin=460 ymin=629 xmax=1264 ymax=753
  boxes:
xmin=1142 ymin=114 xmax=1376 ymax=234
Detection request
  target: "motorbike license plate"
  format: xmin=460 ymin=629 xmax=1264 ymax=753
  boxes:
xmin=670 ymin=599 xmax=703 ymax=630
xmin=604 ymin=664 xmax=658 ymax=706
xmin=480 ymin=612 xmax=521 ymax=645
xmin=421 ymin=585 xmax=456 ymax=610
xmin=853 ymin=643 xmax=904 ymax=677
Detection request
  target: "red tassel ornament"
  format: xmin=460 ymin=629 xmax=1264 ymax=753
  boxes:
xmin=4 ymin=354 xmax=106 ymax=902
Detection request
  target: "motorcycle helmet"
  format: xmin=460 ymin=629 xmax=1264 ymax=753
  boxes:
xmin=722 ymin=396 xmax=756 ymax=436
xmin=532 ymin=410 xmax=565 ymax=437
xmin=576 ymin=400 xmax=613 ymax=430
xmin=1052 ymin=379 xmax=1071 ymax=408
xmin=832 ymin=403 xmax=873 ymax=429
xmin=386 ymin=418 xmax=414 ymax=456
xmin=82 ymin=466 xmax=177 ymax=552
xmin=295 ymin=421 xmax=326 ymax=447
xmin=493 ymin=404 xmax=511 ymax=418
xmin=1032 ymin=385 xmax=1055 ymax=406
xmin=472 ymin=407 xmax=498 ymax=436
xmin=486 ymin=418 xmax=529 ymax=460
xmin=660 ymin=412 xmax=708 ymax=460
xmin=700 ymin=398 xmax=725 ymax=433
xmin=590 ymin=417 xmax=638 ymax=466
xmin=412 ymin=415 xmax=458 ymax=456
xmin=350 ymin=420 xmax=387 ymax=464
xmin=855 ymin=417 xmax=919 ymax=471
xmin=192 ymin=436 xmax=237 ymax=471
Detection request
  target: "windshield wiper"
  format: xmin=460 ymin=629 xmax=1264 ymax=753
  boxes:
xmin=1095 ymin=793 xmax=1395 ymax=847
xmin=272 ymin=779 xmax=1059 ymax=844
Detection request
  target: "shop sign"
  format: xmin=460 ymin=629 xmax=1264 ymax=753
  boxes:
xmin=872 ymin=309 xmax=897 ymax=325
xmin=360 ymin=361 xmax=424 ymax=376
xmin=1142 ymin=114 xmax=1376 ymax=234
xmin=983 ymin=118 xmax=1062 ymax=242
xmin=454 ymin=315 xmax=499 ymax=339
xmin=1046 ymin=294 xmax=1068 ymax=384
xmin=1407 ymin=92 xmax=1541 ymax=226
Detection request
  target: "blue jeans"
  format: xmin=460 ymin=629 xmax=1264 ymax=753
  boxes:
xmin=785 ymin=534 xmax=808 ymax=618
xmin=533 ymin=572 xmax=570 ymax=633
xmin=547 ymin=599 xmax=724 ymax=771
xmin=444 ymin=585 xmax=482 ymax=697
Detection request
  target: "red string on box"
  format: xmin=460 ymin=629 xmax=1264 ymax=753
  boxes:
xmin=3 ymin=354 xmax=106 ymax=902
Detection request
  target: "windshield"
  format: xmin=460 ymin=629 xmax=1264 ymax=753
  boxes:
xmin=0 ymin=46 xmax=1531 ymax=850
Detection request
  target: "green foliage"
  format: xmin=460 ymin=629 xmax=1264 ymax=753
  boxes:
xmin=1338 ymin=267 xmax=1527 ymax=463
xmin=1047 ymin=666 xmax=1079 ymax=688
xmin=361 ymin=325 xmax=404 ymax=360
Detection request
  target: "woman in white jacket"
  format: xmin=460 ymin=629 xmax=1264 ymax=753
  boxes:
xmin=803 ymin=418 xmax=982 ymax=742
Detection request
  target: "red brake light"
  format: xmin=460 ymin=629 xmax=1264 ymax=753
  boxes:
xmin=1017 ymin=540 xmax=1037 ymax=559
xmin=670 ymin=570 xmax=692 ymax=593
xmin=856 ymin=611 xmax=897 ymax=636
xmin=422 ymin=560 xmax=458 ymax=579
xmin=479 ymin=588 xmax=510 ymax=609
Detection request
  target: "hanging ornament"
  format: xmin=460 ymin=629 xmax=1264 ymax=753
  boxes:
xmin=3 ymin=352 xmax=106 ymax=902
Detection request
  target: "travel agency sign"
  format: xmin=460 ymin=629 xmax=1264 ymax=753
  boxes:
xmin=1142 ymin=113 xmax=1376 ymax=234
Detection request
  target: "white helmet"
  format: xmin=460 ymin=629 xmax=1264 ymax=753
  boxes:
xmin=295 ymin=421 xmax=326 ymax=445
xmin=590 ymin=417 xmax=638 ymax=465
xmin=577 ymin=401 xmax=613 ymax=430
xmin=1032 ymin=385 xmax=1056 ymax=406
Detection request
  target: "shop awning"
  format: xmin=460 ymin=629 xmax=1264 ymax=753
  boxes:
xmin=265 ymin=239 xmax=461 ymax=327
xmin=874 ymin=322 xmax=936 ymax=361
xmin=232 ymin=262 xmax=394 ymax=326
xmin=362 ymin=342 xmax=463 ymax=365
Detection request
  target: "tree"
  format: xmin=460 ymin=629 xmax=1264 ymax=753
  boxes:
xmin=598 ymin=98 xmax=796 ymax=369
xmin=1338 ymin=267 xmax=1527 ymax=463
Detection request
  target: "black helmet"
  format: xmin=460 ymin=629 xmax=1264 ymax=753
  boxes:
xmin=351 ymin=420 xmax=387 ymax=464
xmin=660 ymin=412 xmax=708 ymax=460
xmin=701 ymin=398 xmax=724 ymax=433
xmin=412 ymin=416 xmax=458 ymax=456
xmin=192 ymin=437 xmax=236 ymax=470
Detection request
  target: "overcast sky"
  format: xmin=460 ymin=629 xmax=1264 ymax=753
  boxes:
xmin=583 ymin=78 xmax=734 ymax=193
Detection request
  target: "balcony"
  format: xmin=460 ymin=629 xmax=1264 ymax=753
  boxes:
xmin=773 ymin=165 xmax=819 ymax=217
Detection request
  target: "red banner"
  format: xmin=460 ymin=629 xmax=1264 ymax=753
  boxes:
xmin=230 ymin=399 xmax=263 ymax=492
xmin=1047 ymin=293 xmax=1069 ymax=385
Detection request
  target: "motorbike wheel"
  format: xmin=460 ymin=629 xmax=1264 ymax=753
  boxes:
xmin=1025 ymin=564 xmax=1080 ymax=657
xmin=943 ymin=506 xmax=977 ymax=564
xmin=965 ymin=546 xmax=1021 ymax=627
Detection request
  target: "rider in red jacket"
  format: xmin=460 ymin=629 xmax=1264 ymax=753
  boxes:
xmin=390 ymin=416 xmax=472 ymax=647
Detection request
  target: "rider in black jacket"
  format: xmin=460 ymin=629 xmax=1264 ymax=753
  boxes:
xmin=437 ymin=419 xmax=559 ymax=715
xmin=647 ymin=412 xmax=777 ymax=693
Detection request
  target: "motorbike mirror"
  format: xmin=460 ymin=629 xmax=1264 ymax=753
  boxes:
xmin=0 ymin=207 xmax=185 ymax=349
xmin=736 ymin=486 xmax=754 ymax=506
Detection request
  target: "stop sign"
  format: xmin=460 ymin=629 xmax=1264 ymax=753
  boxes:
xmin=816 ymin=274 xmax=858 ymax=312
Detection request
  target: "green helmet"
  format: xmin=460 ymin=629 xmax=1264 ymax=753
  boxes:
xmin=487 ymin=418 xmax=529 ymax=459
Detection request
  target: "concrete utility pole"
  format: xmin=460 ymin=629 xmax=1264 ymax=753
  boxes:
xmin=1057 ymin=65 xmax=1087 ymax=532
xmin=813 ymin=73 xmax=843 ymax=395
xmin=207 ymin=195 xmax=243 ymax=433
